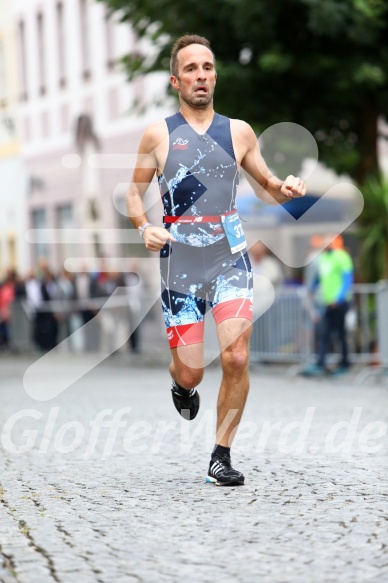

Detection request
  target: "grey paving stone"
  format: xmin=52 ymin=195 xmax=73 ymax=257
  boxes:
xmin=0 ymin=355 xmax=387 ymax=582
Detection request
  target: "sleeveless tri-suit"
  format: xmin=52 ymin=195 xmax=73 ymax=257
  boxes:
xmin=158 ymin=111 xmax=253 ymax=348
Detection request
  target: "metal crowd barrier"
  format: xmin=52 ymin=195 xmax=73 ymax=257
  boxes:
xmin=250 ymin=283 xmax=384 ymax=366
xmin=377 ymin=281 xmax=388 ymax=367
xmin=354 ymin=281 xmax=388 ymax=383
xmin=250 ymin=285 xmax=312 ymax=363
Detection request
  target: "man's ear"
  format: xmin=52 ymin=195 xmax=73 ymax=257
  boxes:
xmin=170 ymin=75 xmax=179 ymax=90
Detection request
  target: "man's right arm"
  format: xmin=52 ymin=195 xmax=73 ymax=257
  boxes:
xmin=126 ymin=124 xmax=176 ymax=251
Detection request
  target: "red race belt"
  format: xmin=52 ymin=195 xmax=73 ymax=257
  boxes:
xmin=163 ymin=210 xmax=235 ymax=224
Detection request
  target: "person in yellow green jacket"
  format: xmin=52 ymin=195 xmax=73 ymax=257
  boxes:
xmin=304 ymin=235 xmax=354 ymax=375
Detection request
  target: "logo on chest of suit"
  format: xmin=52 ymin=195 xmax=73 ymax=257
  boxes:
xmin=172 ymin=138 xmax=189 ymax=150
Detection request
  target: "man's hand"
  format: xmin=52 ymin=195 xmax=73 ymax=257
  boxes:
xmin=280 ymin=175 xmax=307 ymax=199
xmin=143 ymin=226 xmax=176 ymax=252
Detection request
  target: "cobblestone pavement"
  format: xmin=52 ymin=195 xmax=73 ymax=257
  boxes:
xmin=0 ymin=355 xmax=387 ymax=583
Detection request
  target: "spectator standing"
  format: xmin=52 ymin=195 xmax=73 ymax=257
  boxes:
xmin=302 ymin=235 xmax=354 ymax=375
xmin=303 ymin=235 xmax=324 ymax=353
xmin=74 ymin=268 xmax=101 ymax=352
xmin=56 ymin=269 xmax=77 ymax=341
xmin=0 ymin=269 xmax=16 ymax=349
xmin=123 ymin=262 xmax=145 ymax=354
xmin=249 ymin=241 xmax=284 ymax=287
xmin=34 ymin=264 xmax=59 ymax=351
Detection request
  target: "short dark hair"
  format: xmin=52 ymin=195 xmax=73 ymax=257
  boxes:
xmin=170 ymin=34 xmax=215 ymax=77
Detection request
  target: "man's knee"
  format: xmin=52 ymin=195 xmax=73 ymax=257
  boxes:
xmin=173 ymin=366 xmax=204 ymax=389
xmin=221 ymin=345 xmax=249 ymax=374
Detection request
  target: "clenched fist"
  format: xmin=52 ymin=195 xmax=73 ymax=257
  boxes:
xmin=143 ymin=226 xmax=176 ymax=252
xmin=280 ymin=175 xmax=307 ymax=199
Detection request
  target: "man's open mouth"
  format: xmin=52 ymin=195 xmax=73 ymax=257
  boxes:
xmin=195 ymin=86 xmax=208 ymax=94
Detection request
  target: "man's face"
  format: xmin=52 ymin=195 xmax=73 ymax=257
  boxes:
xmin=170 ymin=44 xmax=217 ymax=109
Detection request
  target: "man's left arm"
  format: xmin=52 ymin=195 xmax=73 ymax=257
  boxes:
xmin=336 ymin=252 xmax=354 ymax=304
xmin=235 ymin=121 xmax=307 ymax=205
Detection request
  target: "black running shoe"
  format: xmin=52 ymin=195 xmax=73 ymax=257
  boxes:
xmin=171 ymin=382 xmax=200 ymax=420
xmin=206 ymin=453 xmax=245 ymax=486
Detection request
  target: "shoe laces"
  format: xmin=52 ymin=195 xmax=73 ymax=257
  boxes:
xmin=214 ymin=452 xmax=232 ymax=470
xmin=172 ymin=383 xmax=196 ymax=399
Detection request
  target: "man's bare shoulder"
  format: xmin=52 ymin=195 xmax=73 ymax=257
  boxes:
xmin=230 ymin=119 xmax=257 ymax=143
xmin=140 ymin=120 xmax=168 ymax=152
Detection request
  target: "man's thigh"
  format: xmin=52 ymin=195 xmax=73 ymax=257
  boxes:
xmin=160 ymin=242 xmax=207 ymax=349
xmin=208 ymin=244 xmax=253 ymax=328
xmin=217 ymin=317 xmax=252 ymax=354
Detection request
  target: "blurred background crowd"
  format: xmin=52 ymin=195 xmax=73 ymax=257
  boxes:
xmin=0 ymin=260 xmax=144 ymax=353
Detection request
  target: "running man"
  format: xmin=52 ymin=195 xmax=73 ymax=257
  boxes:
xmin=127 ymin=34 xmax=306 ymax=486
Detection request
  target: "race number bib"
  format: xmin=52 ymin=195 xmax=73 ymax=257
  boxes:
xmin=221 ymin=210 xmax=247 ymax=254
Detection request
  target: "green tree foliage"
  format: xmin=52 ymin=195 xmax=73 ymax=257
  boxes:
xmin=99 ymin=0 xmax=388 ymax=184
xmin=358 ymin=178 xmax=388 ymax=281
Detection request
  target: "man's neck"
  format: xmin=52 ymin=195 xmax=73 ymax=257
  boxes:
xmin=178 ymin=102 xmax=215 ymax=130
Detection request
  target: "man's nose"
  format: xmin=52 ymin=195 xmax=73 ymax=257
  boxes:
xmin=197 ymin=67 xmax=207 ymax=79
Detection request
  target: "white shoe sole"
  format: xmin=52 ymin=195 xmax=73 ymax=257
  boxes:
xmin=205 ymin=475 xmax=244 ymax=486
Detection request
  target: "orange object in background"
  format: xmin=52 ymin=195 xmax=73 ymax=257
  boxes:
xmin=310 ymin=235 xmax=323 ymax=249
xmin=331 ymin=235 xmax=344 ymax=249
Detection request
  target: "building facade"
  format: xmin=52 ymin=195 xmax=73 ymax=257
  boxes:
xmin=13 ymin=0 xmax=171 ymax=273
xmin=0 ymin=0 xmax=29 ymax=278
